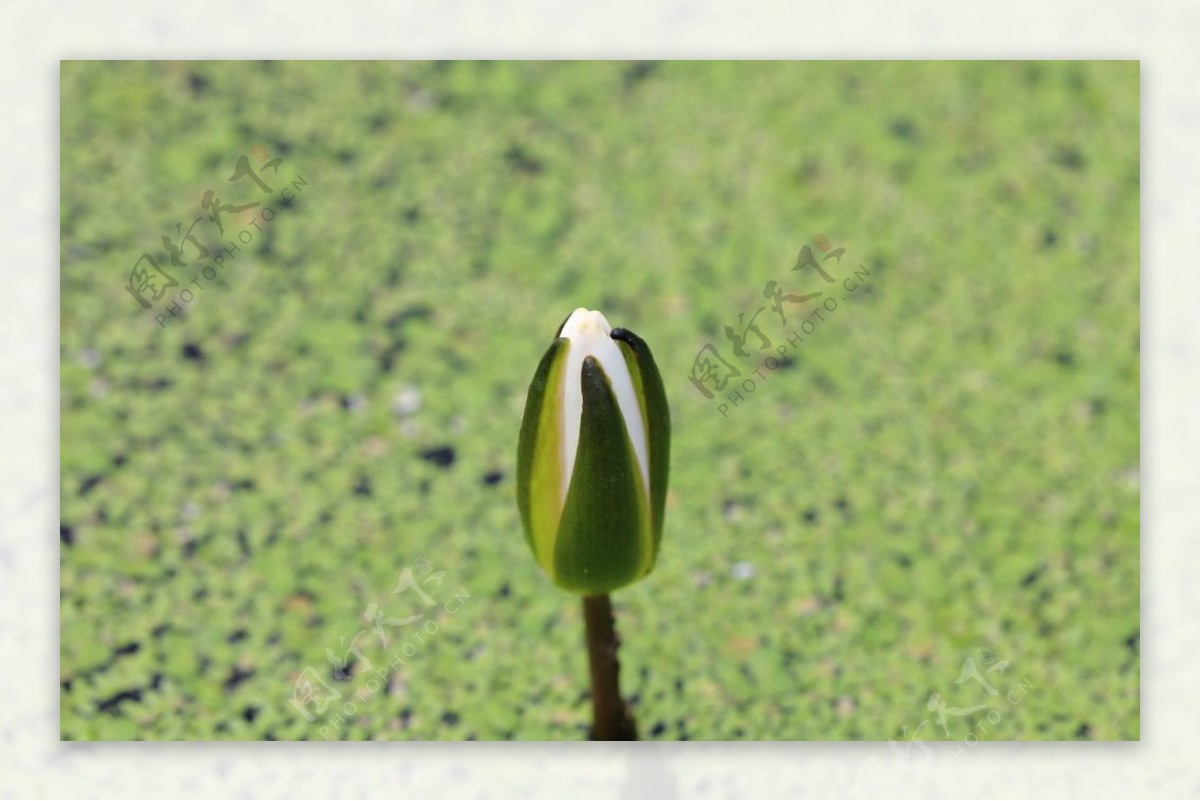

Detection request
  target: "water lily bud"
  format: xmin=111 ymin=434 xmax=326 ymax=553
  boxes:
xmin=517 ymin=308 xmax=671 ymax=594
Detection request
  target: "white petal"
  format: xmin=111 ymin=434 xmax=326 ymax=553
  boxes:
xmin=558 ymin=308 xmax=650 ymax=505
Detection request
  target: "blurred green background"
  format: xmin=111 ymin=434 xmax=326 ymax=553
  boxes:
xmin=60 ymin=61 xmax=1139 ymax=741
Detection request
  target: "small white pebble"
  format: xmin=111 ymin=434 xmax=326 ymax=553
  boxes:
xmin=392 ymin=385 xmax=422 ymax=417
xmin=732 ymin=561 xmax=755 ymax=580
xmin=80 ymin=347 xmax=102 ymax=369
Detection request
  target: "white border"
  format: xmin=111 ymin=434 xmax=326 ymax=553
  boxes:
xmin=3 ymin=0 xmax=1194 ymax=797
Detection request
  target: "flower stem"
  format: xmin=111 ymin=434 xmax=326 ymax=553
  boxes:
xmin=582 ymin=593 xmax=638 ymax=740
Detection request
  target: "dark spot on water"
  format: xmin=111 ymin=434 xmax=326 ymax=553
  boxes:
xmin=649 ymin=721 xmax=666 ymax=737
xmin=496 ymin=582 xmax=511 ymax=599
xmin=353 ymin=475 xmax=372 ymax=496
xmin=112 ymin=453 xmax=127 ymax=468
xmin=181 ymin=342 xmax=205 ymax=362
xmin=795 ymin=158 xmax=823 ymax=185
xmin=60 ymin=525 xmax=74 ymax=546
xmin=895 ymin=554 xmax=912 ymax=568
xmin=223 ymin=665 xmax=255 ymax=693
xmin=386 ymin=304 xmax=432 ymax=329
xmin=236 ymin=529 xmax=251 ymax=558
xmin=1075 ymin=722 xmax=1092 ymax=739
xmin=114 ymin=641 xmax=140 ymax=657
xmin=1125 ymin=629 xmax=1139 ymax=654
xmin=1054 ymin=350 xmax=1076 ymax=367
xmin=833 ymin=573 xmax=845 ymax=602
xmin=440 ymin=711 xmax=460 ymax=726
xmin=505 ymin=143 xmax=543 ymax=174
xmin=623 ymin=60 xmax=660 ymax=87
xmin=242 ymin=706 xmax=260 ymax=723
xmin=890 ymin=118 xmax=918 ymax=141
xmin=1042 ymin=229 xmax=1058 ymax=248
xmin=152 ymin=623 xmax=170 ymax=638
xmin=97 ymin=688 xmax=142 ymax=714
xmin=330 ymin=657 xmax=357 ymax=681
xmin=1052 ymin=144 xmax=1086 ymax=171
xmin=187 ymin=72 xmax=209 ymax=95
xmin=80 ymin=475 xmax=102 ymax=495
xmin=419 ymin=446 xmax=456 ymax=468
xmin=378 ymin=340 xmax=405 ymax=373
xmin=803 ymin=507 xmax=819 ymax=524
xmin=228 ymin=629 xmax=248 ymax=644
xmin=482 ymin=470 xmax=503 ymax=486
xmin=1021 ymin=566 xmax=1045 ymax=587
xmin=340 ymin=393 xmax=366 ymax=412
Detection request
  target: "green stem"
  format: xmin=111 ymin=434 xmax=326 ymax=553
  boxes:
xmin=582 ymin=593 xmax=638 ymax=740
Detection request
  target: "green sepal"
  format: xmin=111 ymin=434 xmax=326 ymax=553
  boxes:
xmin=516 ymin=337 xmax=568 ymax=572
xmin=612 ymin=327 xmax=671 ymax=562
xmin=552 ymin=356 xmax=651 ymax=594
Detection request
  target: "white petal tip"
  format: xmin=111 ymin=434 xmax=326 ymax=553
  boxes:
xmin=557 ymin=307 xmax=649 ymax=507
xmin=560 ymin=308 xmax=613 ymax=340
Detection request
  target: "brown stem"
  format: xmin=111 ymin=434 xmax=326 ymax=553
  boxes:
xmin=582 ymin=593 xmax=638 ymax=740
